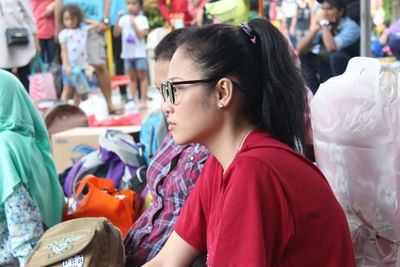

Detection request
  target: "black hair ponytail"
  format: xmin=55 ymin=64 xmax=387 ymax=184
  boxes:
xmin=248 ymin=19 xmax=308 ymax=152
xmin=178 ymin=19 xmax=308 ymax=152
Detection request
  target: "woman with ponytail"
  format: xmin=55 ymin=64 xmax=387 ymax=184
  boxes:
xmin=144 ymin=19 xmax=355 ymax=267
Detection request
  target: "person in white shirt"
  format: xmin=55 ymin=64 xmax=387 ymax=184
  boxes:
xmin=113 ymin=0 xmax=150 ymax=109
xmin=59 ymin=4 xmax=97 ymax=105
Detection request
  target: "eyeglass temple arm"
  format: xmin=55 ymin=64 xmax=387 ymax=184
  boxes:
xmin=171 ymin=79 xmax=215 ymax=85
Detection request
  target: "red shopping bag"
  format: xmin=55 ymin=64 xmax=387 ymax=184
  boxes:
xmin=29 ymin=54 xmax=56 ymax=103
xmin=87 ymin=112 xmax=142 ymax=127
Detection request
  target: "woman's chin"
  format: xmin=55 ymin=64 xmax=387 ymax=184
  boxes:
xmin=171 ymin=133 xmax=191 ymax=146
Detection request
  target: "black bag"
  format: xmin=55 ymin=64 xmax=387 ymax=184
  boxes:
xmin=6 ymin=28 xmax=29 ymax=46
xmin=0 ymin=1 xmax=30 ymax=46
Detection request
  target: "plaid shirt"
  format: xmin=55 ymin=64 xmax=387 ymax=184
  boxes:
xmin=124 ymin=133 xmax=209 ymax=266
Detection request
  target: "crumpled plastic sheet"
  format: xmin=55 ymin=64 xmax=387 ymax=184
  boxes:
xmin=311 ymin=57 xmax=400 ymax=266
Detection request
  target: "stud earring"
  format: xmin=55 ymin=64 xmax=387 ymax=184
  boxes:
xmin=218 ymin=103 xmax=224 ymax=108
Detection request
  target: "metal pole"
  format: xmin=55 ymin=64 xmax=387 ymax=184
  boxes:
xmin=360 ymin=0 xmax=371 ymax=57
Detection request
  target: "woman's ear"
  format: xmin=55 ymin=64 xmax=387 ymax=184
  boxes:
xmin=215 ymin=78 xmax=234 ymax=108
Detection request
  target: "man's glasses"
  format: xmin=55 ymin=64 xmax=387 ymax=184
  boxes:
xmin=159 ymin=79 xmax=214 ymax=104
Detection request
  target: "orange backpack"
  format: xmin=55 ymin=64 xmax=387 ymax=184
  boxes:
xmin=63 ymin=175 xmax=139 ymax=237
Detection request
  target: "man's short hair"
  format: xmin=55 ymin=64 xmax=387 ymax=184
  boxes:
xmin=154 ymin=28 xmax=187 ymax=62
xmin=317 ymin=0 xmax=345 ymax=9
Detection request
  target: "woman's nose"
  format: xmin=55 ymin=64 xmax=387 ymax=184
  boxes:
xmin=161 ymin=98 xmax=173 ymax=115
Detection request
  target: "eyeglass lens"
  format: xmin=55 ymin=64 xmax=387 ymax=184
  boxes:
xmin=160 ymin=79 xmax=216 ymax=104
xmin=168 ymin=82 xmax=175 ymax=104
xmin=160 ymin=81 xmax=175 ymax=104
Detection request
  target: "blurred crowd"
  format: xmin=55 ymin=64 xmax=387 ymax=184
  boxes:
xmin=2 ymin=0 xmax=398 ymax=107
xmin=2 ymin=0 xmax=400 ymax=266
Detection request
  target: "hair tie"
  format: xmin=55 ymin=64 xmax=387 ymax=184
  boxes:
xmin=239 ymin=23 xmax=256 ymax=44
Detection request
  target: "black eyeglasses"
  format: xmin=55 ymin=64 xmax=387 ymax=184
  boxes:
xmin=159 ymin=79 xmax=215 ymax=104
xmin=158 ymin=78 xmax=245 ymax=104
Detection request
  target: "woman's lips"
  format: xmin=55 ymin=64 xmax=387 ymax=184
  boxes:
xmin=167 ymin=121 xmax=176 ymax=131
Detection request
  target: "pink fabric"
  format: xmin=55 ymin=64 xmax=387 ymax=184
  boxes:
xmin=187 ymin=0 xmax=208 ymax=19
xmin=158 ymin=0 xmax=193 ymax=25
xmin=29 ymin=72 xmax=57 ymax=103
xmin=30 ymin=0 xmax=55 ymax=39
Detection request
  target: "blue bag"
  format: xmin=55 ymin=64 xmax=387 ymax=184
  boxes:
xmin=139 ymin=109 xmax=168 ymax=164
xmin=71 ymin=68 xmax=90 ymax=94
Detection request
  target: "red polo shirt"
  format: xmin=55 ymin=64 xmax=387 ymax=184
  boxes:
xmin=175 ymin=129 xmax=355 ymax=267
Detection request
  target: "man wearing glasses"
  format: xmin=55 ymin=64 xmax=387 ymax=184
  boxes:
xmin=124 ymin=29 xmax=209 ymax=266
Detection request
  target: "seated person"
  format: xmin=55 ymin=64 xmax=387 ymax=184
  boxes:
xmin=0 ymin=70 xmax=65 ymax=266
xmin=123 ymin=29 xmax=210 ymax=266
xmin=143 ymin=19 xmax=355 ymax=267
xmin=379 ymin=19 xmax=400 ymax=61
xmin=297 ymin=0 xmax=360 ymax=93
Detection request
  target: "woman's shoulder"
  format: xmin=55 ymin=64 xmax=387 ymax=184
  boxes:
xmin=0 ymin=133 xmax=24 ymax=166
xmin=0 ymin=131 xmax=21 ymax=147
xmin=241 ymin=130 xmax=297 ymax=158
xmin=238 ymin=133 xmax=318 ymax=176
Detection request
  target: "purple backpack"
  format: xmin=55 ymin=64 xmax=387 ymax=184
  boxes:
xmin=63 ymin=130 xmax=146 ymax=197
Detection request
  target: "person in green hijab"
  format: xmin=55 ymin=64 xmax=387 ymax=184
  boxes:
xmin=0 ymin=70 xmax=65 ymax=266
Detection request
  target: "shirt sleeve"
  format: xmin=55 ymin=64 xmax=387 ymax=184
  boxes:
xmin=334 ymin=18 xmax=360 ymax=50
xmin=58 ymin=30 xmax=67 ymax=44
xmin=82 ymin=25 xmax=89 ymax=33
xmin=309 ymin=31 xmax=322 ymax=53
xmin=4 ymin=184 xmax=44 ymax=266
xmin=138 ymin=16 xmax=149 ymax=31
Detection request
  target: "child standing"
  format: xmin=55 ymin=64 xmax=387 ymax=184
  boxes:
xmin=58 ymin=4 xmax=94 ymax=105
xmin=113 ymin=0 xmax=150 ymax=109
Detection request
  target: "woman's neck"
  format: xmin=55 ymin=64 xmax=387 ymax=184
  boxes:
xmin=206 ymin=123 xmax=254 ymax=173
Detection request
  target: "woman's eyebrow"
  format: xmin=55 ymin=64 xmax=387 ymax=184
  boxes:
xmin=168 ymin=76 xmax=184 ymax=82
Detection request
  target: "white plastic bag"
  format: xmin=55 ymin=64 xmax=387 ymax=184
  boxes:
xmin=79 ymin=94 xmax=109 ymax=120
xmin=311 ymin=57 xmax=400 ymax=266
